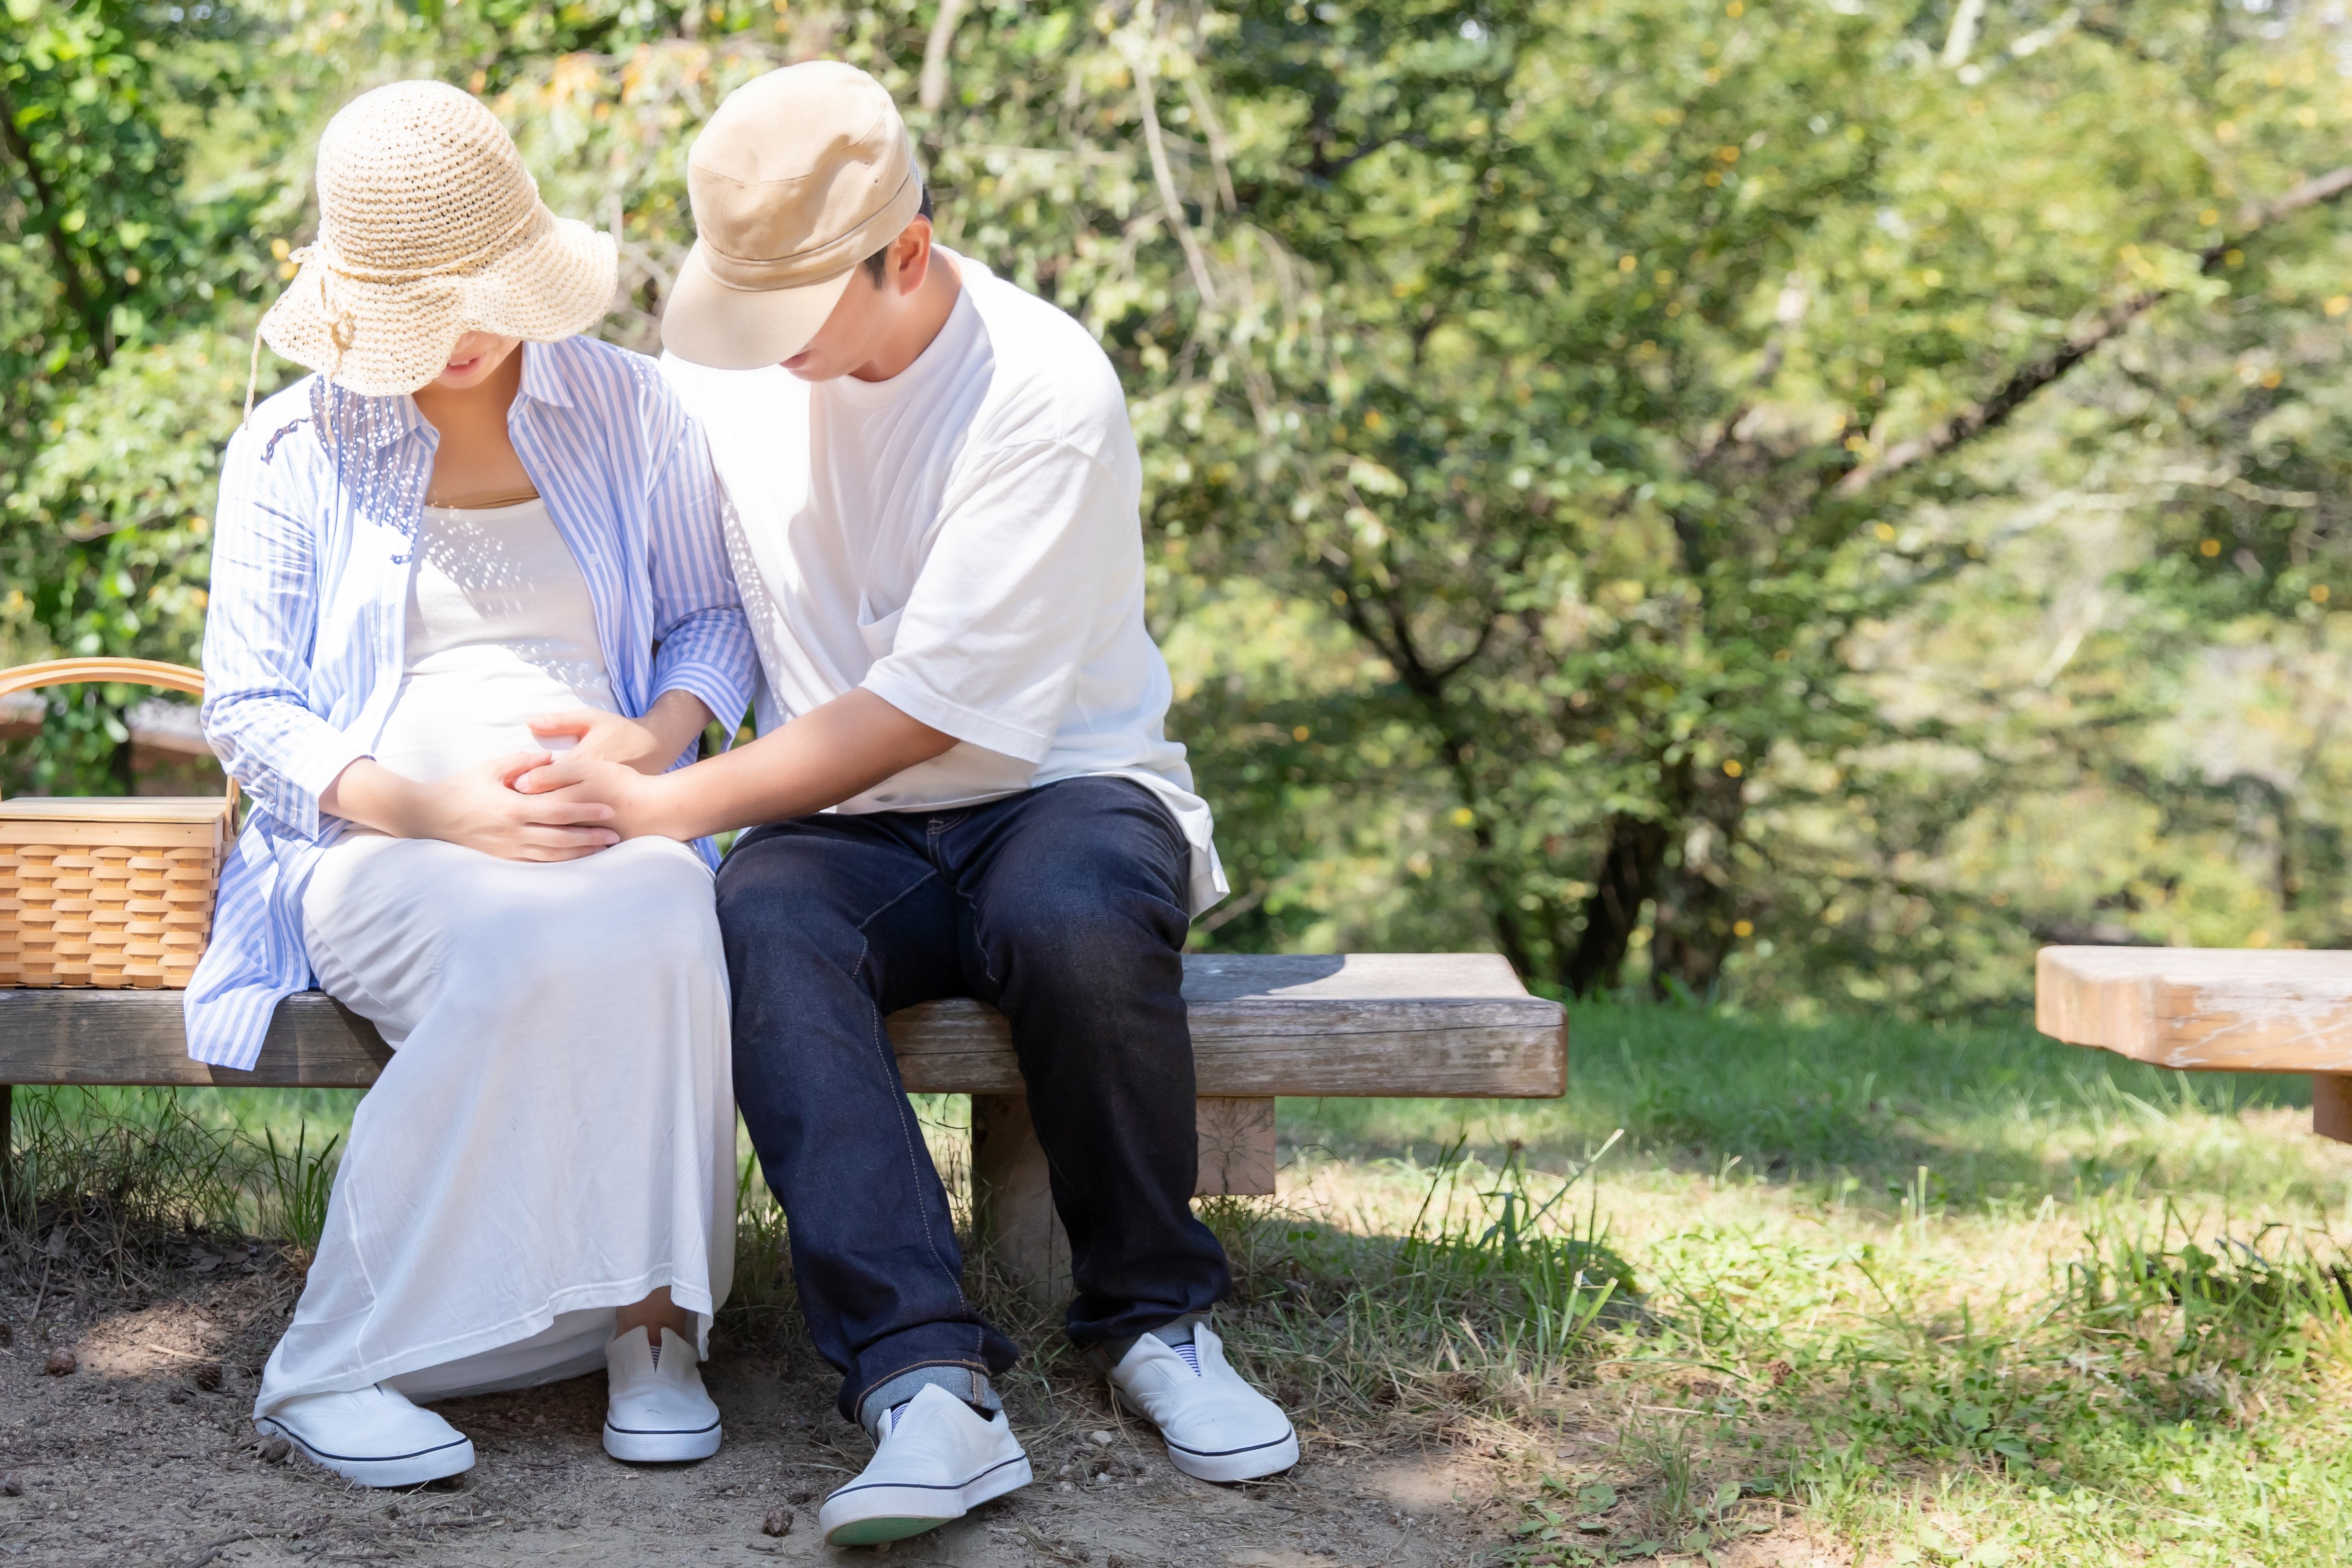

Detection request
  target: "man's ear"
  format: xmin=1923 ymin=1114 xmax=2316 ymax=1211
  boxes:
xmin=894 ymin=217 xmax=935 ymax=297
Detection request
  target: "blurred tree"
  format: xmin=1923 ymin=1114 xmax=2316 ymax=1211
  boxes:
xmin=15 ymin=0 xmax=2352 ymax=1010
xmin=0 ymin=0 xmax=274 ymax=789
xmin=1103 ymin=0 xmax=2352 ymax=997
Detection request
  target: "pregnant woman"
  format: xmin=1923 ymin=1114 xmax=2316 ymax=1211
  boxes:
xmin=185 ymin=80 xmax=756 ymax=1485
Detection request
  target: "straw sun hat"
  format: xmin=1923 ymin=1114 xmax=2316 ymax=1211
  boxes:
xmin=256 ymin=80 xmax=615 ymax=402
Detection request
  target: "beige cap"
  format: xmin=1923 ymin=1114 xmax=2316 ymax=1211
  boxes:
xmin=660 ymin=62 xmax=924 ymax=369
xmin=259 ymin=80 xmax=615 ymax=398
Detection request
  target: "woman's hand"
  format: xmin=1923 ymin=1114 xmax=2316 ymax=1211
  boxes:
xmin=527 ymin=710 xmax=672 ymax=772
xmin=322 ymin=753 xmax=619 ymax=860
xmin=530 ymin=690 xmax=714 ymax=775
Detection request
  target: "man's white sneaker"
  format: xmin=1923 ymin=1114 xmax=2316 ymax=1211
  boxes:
xmin=1108 ymin=1321 xmax=1299 ymax=1483
xmin=256 ymin=1384 xmax=475 ymax=1488
xmin=817 ymin=1382 xmax=1032 ymax=1546
xmin=603 ymin=1326 xmax=723 ymax=1462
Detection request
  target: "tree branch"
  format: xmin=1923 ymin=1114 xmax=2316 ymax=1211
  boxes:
xmin=1835 ymin=164 xmax=2352 ymax=496
xmin=1124 ymin=42 xmax=1220 ymax=311
xmin=917 ymin=0 xmax=965 ymax=112
xmin=0 ymin=81 xmax=109 ymax=366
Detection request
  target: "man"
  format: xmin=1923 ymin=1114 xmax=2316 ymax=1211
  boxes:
xmin=521 ymin=61 xmax=1298 ymax=1548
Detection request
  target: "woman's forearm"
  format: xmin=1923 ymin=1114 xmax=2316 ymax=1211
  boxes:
xmin=641 ymin=688 xmax=717 ymax=766
xmin=319 ymin=758 xmax=428 ymax=837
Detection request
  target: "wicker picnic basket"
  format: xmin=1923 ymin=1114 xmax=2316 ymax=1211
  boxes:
xmin=0 ymin=659 xmax=235 ymax=990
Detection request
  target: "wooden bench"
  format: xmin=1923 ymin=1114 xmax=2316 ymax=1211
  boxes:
xmin=2036 ymin=945 xmax=2352 ymax=1143
xmin=0 ymin=951 xmax=1566 ymax=1297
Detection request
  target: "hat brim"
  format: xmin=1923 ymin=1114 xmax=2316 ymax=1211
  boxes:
xmin=660 ymin=241 xmax=857 ymax=370
xmin=260 ymin=215 xmax=617 ymax=398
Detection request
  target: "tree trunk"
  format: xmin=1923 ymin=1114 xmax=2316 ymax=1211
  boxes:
xmin=1650 ymin=762 xmax=1745 ymax=999
xmin=1562 ymin=812 xmax=1668 ymax=995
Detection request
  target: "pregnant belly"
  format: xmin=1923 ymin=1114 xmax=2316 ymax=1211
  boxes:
xmin=372 ymin=661 xmax=620 ymax=783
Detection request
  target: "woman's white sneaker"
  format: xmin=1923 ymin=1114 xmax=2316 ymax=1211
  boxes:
xmin=817 ymin=1382 xmax=1033 ymax=1546
xmin=1107 ymin=1321 xmax=1299 ymax=1482
xmin=256 ymin=1384 xmax=475 ymax=1488
xmin=603 ymin=1326 xmax=723 ymax=1462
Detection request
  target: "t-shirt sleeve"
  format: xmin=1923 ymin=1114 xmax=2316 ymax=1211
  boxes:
xmin=858 ymin=438 xmax=1135 ymax=764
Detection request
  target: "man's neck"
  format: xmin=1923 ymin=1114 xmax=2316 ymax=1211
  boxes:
xmin=850 ymin=249 xmax=963 ymax=383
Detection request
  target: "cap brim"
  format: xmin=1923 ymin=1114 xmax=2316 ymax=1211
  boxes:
xmin=660 ymin=241 xmax=857 ymax=370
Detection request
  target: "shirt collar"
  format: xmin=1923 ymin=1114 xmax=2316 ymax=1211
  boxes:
xmin=517 ymin=339 xmax=574 ymax=410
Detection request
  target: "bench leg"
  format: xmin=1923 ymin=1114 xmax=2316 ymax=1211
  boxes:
xmin=970 ymin=1093 xmax=1069 ymax=1307
xmin=970 ymin=1094 xmax=1282 ymax=1306
xmin=2316 ymin=1075 xmax=2352 ymax=1144
xmin=1194 ymin=1097 xmax=1277 ymax=1197
xmin=0 ymin=1083 xmax=10 ymax=1207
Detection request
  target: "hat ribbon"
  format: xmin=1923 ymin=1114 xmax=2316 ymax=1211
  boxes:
xmin=242 ymin=203 xmax=549 ymax=425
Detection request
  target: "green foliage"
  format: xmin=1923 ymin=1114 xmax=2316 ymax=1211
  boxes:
xmin=11 ymin=0 xmax=2352 ymax=1002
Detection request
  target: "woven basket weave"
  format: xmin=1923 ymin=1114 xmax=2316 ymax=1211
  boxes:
xmin=0 ymin=660 xmax=235 ymax=990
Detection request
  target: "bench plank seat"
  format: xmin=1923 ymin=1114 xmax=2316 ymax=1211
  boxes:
xmin=0 ymin=951 xmax=1565 ymax=1098
xmin=2035 ymin=945 xmax=2352 ymax=1141
xmin=0 ymin=952 xmax=1566 ymax=1297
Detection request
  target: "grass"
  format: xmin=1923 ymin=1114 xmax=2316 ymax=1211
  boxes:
xmin=11 ymin=1001 xmax=2352 ymax=1562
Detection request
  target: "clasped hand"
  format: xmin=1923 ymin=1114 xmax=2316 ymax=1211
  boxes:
xmin=320 ymin=707 xmax=684 ymax=862
xmin=485 ymin=706 xmax=688 ymax=850
xmin=431 ymin=707 xmax=680 ymax=858
xmin=506 ymin=746 xmax=667 ymax=841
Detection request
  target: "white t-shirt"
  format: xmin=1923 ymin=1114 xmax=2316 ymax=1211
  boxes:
xmin=660 ymin=251 xmax=1228 ymax=915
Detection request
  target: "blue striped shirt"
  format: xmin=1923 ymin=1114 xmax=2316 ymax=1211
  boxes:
xmin=184 ymin=336 xmax=756 ymax=1070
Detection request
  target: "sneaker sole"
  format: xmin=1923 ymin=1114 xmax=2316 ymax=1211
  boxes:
xmin=1164 ymin=1426 xmax=1300 ymax=1483
xmin=259 ymin=1415 xmax=475 ymax=1488
xmin=603 ymin=1419 xmax=722 ymax=1463
xmin=819 ymin=1452 xmax=1033 ymax=1547
xmin=1110 ymin=1387 xmax=1301 ymax=1483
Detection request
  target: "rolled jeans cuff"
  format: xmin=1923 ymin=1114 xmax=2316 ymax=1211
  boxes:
xmin=858 ymin=1363 xmax=1002 ymax=1440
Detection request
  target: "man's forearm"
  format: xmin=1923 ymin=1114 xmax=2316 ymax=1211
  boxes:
xmin=647 ymin=688 xmax=955 ymax=839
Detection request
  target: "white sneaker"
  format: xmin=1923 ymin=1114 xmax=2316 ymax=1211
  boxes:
xmin=257 ymin=1384 xmax=475 ymax=1488
xmin=603 ymin=1326 xmax=723 ymax=1462
xmin=1108 ymin=1321 xmax=1298 ymax=1482
xmin=817 ymin=1382 xmax=1033 ymax=1547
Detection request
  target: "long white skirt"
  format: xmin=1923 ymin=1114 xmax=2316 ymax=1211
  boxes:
xmin=254 ymin=833 xmax=736 ymax=1415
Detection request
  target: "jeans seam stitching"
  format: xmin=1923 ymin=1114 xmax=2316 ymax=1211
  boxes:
xmin=845 ymin=884 xmax=976 ymax=1362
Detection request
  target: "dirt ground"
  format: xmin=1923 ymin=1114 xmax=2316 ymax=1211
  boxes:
xmin=0 ymin=1247 xmax=1550 ymax=1568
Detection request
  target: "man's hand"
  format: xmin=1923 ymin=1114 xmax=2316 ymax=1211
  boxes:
xmin=508 ymin=755 xmax=677 ymax=841
xmin=322 ymin=753 xmax=620 ymax=861
xmin=528 ymin=689 xmax=716 ymax=776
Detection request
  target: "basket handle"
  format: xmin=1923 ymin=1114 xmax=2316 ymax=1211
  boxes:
xmin=0 ymin=658 xmax=237 ymax=818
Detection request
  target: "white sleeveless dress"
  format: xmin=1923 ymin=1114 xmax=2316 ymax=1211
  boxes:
xmin=254 ymin=498 xmax=736 ymax=1413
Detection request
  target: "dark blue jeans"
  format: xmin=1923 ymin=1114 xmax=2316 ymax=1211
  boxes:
xmin=717 ymin=775 xmax=1233 ymax=1427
